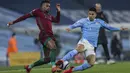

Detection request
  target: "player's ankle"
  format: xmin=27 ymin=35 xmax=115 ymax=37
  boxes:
xmin=51 ymin=62 xmax=55 ymax=66
xmin=28 ymin=65 xmax=32 ymax=69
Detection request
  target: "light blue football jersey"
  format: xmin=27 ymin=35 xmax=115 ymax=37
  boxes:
xmin=69 ymin=18 xmax=120 ymax=47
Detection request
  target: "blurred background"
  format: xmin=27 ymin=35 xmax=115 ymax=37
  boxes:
xmin=0 ymin=0 xmax=130 ymax=67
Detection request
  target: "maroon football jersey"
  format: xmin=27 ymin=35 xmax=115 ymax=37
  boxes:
xmin=12 ymin=8 xmax=60 ymax=44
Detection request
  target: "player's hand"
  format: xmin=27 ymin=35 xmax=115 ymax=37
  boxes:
xmin=66 ymin=28 xmax=71 ymax=32
xmin=7 ymin=22 xmax=13 ymax=27
xmin=56 ymin=3 xmax=60 ymax=12
xmin=120 ymin=26 xmax=128 ymax=30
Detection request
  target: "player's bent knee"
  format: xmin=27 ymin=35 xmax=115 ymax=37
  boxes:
xmin=76 ymin=44 xmax=85 ymax=52
xmin=88 ymin=60 xmax=95 ymax=66
xmin=47 ymin=39 xmax=56 ymax=49
xmin=48 ymin=44 xmax=56 ymax=50
xmin=49 ymin=43 xmax=57 ymax=49
xmin=86 ymin=55 xmax=95 ymax=66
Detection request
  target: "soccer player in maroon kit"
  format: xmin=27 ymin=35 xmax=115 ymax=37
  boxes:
xmin=7 ymin=0 xmax=60 ymax=73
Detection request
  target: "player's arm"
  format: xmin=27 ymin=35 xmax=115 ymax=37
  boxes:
xmin=7 ymin=9 xmax=37 ymax=27
xmin=51 ymin=4 xmax=60 ymax=23
xmin=66 ymin=19 xmax=84 ymax=32
xmin=101 ymin=20 xmax=127 ymax=31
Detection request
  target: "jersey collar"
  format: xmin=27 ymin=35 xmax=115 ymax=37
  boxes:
xmin=87 ymin=17 xmax=96 ymax=21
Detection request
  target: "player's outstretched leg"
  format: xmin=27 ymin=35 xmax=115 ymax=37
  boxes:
xmin=62 ymin=49 xmax=78 ymax=61
xmin=63 ymin=54 xmax=95 ymax=73
xmin=54 ymin=44 xmax=84 ymax=73
xmin=55 ymin=49 xmax=78 ymax=70
xmin=24 ymin=45 xmax=51 ymax=73
xmin=24 ymin=57 xmax=50 ymax=73
xmin=52 ymin=49 xmax=78 ymax=73
xmin=56 ymin=44 xmax=84 ymax=67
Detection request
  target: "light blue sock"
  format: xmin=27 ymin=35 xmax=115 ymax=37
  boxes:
xmin=62 ymin=49 xmax=78 ymax=61
xmin=73 ymin=62 xmax=91 ymax=71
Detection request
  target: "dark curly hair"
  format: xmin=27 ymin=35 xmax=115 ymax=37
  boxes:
xmin=89 ymin=7 xmax=96 ymax=12
xmin=40 ymin=0 xmax=50 ymax=7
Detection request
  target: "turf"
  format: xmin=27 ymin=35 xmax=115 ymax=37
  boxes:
xmin=0 ymin=61 xmax=130 ymax=73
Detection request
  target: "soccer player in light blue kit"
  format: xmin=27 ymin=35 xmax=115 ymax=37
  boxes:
xmin=54 ymin=7 xmax=127 ymax=73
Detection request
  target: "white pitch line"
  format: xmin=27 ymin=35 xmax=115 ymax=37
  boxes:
xmin=0 ymin=68 xmax=50 ymax=73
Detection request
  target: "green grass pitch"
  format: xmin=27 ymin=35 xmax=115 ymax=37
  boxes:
xmin=0 ymin=61 xmax=130 ymax=73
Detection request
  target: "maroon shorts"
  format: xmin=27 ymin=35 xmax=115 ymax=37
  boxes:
xmin=39 ymin=32 xmax=56 ymax=46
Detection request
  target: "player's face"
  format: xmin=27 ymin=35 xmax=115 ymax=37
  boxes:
xmin=88 ymin=11 xmax=97 ymax=21
xmin=41 ymin=3 xmax=50 ymax=12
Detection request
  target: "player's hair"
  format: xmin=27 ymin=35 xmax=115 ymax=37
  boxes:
xmin=12 ymin=32 xmax=16 ymax=37
xmin=89 ymin=7 xmax=96 ymax=12
xmin=40 ymin=0 xmax=50 ymax=7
